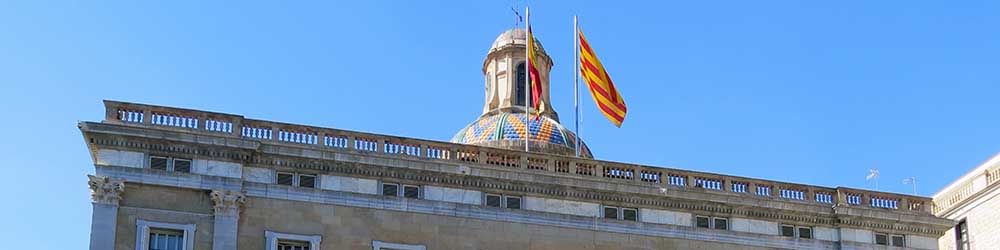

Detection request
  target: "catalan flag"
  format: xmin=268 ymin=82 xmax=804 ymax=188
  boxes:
xmin=526 ymin=15 xmax=542 ymax=118
xmin=578 ymin=29 xmax=627 ymax=127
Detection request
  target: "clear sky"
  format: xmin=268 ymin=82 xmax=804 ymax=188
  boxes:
xmin=2 ymin=1 xmax=999 ymax=248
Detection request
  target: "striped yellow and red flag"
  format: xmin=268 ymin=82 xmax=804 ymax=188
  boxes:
xmin=578 ymin=29 xmax=627 ymax=127
xmin=527 ymin=24 xmax=543 ymax=118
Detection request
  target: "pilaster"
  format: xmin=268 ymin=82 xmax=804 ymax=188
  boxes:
xmin=211 ymin=190 xmax=246 ymax=250
xmin=88 ymin=175 xmax=124 ymax=250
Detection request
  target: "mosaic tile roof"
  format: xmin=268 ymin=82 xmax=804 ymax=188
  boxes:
xmin=452 ymin=113 xmax=591 ymax=157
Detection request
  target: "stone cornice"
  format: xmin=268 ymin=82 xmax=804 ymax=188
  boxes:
xmin=81 ymin=122 xmax=952 ymax=236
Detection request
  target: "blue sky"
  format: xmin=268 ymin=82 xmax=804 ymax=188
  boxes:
xmin=1 ymin=1 xmax=999 ymax=248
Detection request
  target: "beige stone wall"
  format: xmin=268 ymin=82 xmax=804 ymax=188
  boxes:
xmin=939 ymin=187 xmax=1000 ymax=250
xmin=236 ymin=197 xmax=785 ymax=250
xmin=116 ymin=184 xmax=215 ymax=250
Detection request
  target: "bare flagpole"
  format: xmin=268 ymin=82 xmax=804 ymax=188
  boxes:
xmin=574 ymin=15 xmax=580 ymax=157
xmin=524 ymin=6 xmax=531 ymax=153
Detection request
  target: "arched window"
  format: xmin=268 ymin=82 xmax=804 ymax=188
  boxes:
xmin=514 ymin=62 xmax=534 ymax=106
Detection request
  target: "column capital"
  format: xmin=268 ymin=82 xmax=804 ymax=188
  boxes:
xmin=210 ymin=190 xmax=246 ymax=216
xmin=88 ymin=175 xmax=124 ymax=206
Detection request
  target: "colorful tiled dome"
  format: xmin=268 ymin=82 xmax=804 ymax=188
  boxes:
xmin=452 ymin=112 xmax=592 ymax=158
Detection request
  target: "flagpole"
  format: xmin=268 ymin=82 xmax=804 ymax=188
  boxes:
xmin=574 ymin=15 xmax=580 ymax=157
xmin=524 ymin=6 xmax=530 ymax=153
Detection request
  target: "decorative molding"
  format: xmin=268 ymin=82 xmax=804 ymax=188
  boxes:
xmin=210 ymin=190 xmax=246 ymax=216
xmin=88 ymin=175 xmax=124 ymax=205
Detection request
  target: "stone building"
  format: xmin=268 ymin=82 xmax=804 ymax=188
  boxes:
xmin=83 ymin=29 xmax=951 ymax=250
xmin=933 ymin=153 xmax=1000 ymax=249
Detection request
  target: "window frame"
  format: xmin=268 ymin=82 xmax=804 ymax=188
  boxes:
xmin=956 ymin=219 xmax=969 ymax=250
xmin=381 ymin=182 xmax=400 ymax=197
xmin=485 ymin=193 xmax=503 ymax=207
xmin=874 ymin=232 xmax=889 ymax=245
xmin=402 ymin=184 xmax=421 ymax=199
xmin=797 ymin=226 xmax=812 ymax=239
xmin=484 ymin=193 xmax=522 ymax=209
xmin=135 ymin=219 xmax=196 ymax=250
xmin=275 ymin=172 xmax=319 ymax=188
xmin=265 ymin=231 xmax=321 ymax=250
xmin=148 ymin=156 xmax=192 ymax=173
xmin=713 ymin=217 xmax=728 ymax=230
xmin=372 ymin=240 xmax=426 ymax=250
xmin=621 ymin=207 xmax=639 ymax=222
xmin=890 ymin=234 xmax=905 ymax=247
xmin=603 ymin=206 xmax=620 ymax=220
xmin=780 ymin=224 xmax=795 ymax=237
xmin=694 ymin=215 xmax=728 ymax=230
xmin=695 ymin=215 xmax=711 ymax=228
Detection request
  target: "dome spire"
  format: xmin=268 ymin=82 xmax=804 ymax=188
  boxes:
xmin=452 ymin=29 xmax=592 ymax=158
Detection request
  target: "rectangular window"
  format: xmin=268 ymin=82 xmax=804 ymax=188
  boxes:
xmin=150 ymin=156 xmax=169 ymax=170
xmin=695 ymin=216 xmax=711 ymax=228
xmin=956 ymin=220 xmax=969 ymax=250
xmin=172 ymin=159 xmax=191 ymax=173
xmin=485 ymin=194 xmax=502 ymax=207
xmin=277 ymin=172 xmax=295 ymax=186
xmin=622 ymin=208 xmax=638 ymax=221
xmin=148 ymin=229 xmax=184 ymax=250
xmin=604 ymin=206 xmax=620 ymax=220
xmin=781 ymin=225 xmax=795 ymax=237
xmin=713 ymin=218 xmax=728 ymax=230
xmin=874 ymin=233 xmax=888 ymax=245
xmin=505 ymin=196 xmax=521 ymax=209
xmin=277 ymin=240 xmax=311 ymax=250
xmin=798 ymin=227 xmax=812 ymax=239
xmin=381 ymin=183 xmax=399 ymax=197
xmin=890 ymin=235 xmax=905 ymax=247
xmin=137 ymin=220 xmax=195 ymax=250
xmin=402 ymin=185 xmax=420 ymax=199
xmin=298 ymin=174 xmax=316 ymax=188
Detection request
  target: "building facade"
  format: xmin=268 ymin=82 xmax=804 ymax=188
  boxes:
xmin=933 ymin=153 xmax=1000 ymax=249
xmin=83 ymin=29 xmax=951 ymax=250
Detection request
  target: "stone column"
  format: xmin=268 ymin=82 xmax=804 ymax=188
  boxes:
xmin=211 ymin=190 xmax=246 ymax=250
xmin=88 ymin=175 xmax=124 ymax=250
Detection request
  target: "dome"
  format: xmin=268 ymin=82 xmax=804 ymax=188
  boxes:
xmin=489 ymin=29 xmax=547 ymax=55
xmin=452 ymin=112 xmax=592 ymax=158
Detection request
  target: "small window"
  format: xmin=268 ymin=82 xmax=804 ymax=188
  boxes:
xmin=150 ymin=156 xmax=169 ymax=170
xmin=403 ymin=185 xmax=420 ymax=199
xmin=695 ymin=216 xmax=711 ymax=228
xmin=890 ymin=235 xmax=905 ymax=247
xmin=277 ymin=240 xmax=311 ymax=250
xmin=172 ymin=159 xmax=191 ymax=173
xmin=622 ymin=208 xmax=638 ymax=221
xmin=505 ymin=196 xmax=521 ymax=209
xmin=874 ymin=233 xmax=888 ymax=245
xmin=381 ymin=183 xmax=399 ymax=197
xmin=298 ymin=174 xmax=316 ymax=188
xmin=604 ymin=207 xmax=620 ymax=220
xmin=485 ymin=194 xmax=502 ymax=207
xmin=798 ymin=227 xmax=812 ymax=239
xmin=277 ymin=172 xmax=295 ymax=186
xmin=781 ymin=225 xmax=795 ymax=237
xmin=713 ymin=218 xmax=728 ymax=230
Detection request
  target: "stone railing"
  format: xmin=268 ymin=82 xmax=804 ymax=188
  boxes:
xmin=933 ymin=161 xmax=1000 ymax=214
xmin=102 ymin=100 xmax=935 ymax=214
